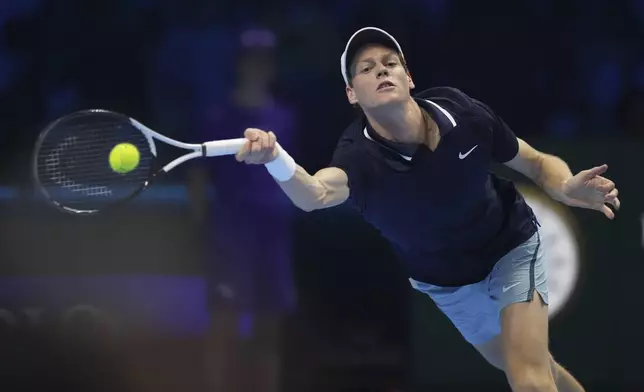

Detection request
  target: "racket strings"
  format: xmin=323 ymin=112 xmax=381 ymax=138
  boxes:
xmin=35 ymin=112 xmax=156 ymax=211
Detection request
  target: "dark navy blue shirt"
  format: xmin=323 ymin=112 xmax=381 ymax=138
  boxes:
xmin=330 ymin=87 xmax=539 ymax=286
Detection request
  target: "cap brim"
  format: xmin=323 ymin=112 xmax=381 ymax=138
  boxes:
xmin=341 ymin=27 xmax=404 ymax=85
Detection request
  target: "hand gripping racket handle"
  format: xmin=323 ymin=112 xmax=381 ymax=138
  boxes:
xmin=203 ymin=138 xmax=293 ymax=180
xmin=202 ymin=138 xmax=283 ymax=157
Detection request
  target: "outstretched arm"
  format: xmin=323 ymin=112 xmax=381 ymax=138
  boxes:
xmin=235 ymin=128 xmax=350 ymax=212
xmin=504 ymin=138 xmax=621 ymax=219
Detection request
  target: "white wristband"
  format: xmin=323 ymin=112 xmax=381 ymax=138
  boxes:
xmin=264 ymin=144 xmax=296 ymax=182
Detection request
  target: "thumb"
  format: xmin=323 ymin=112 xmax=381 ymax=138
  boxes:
xmin=235 ymin=140 xmax=251 ymax=162
xmin=580 ymin=164 xmax=607 ymax=180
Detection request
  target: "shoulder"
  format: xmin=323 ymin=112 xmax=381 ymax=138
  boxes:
xmin=330 ymin=115 xmax=374 ymax=181
xmin=415 ymin=86 xmax=497 ymax=124
xmin=333 ymin=115 xmax=368 ymax=155
xmin=416 ymin=86 xmax=475 ymax=104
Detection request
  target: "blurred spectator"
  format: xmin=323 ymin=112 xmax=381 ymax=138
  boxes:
xmin=188 ymin=28 xmax=297 ymax=392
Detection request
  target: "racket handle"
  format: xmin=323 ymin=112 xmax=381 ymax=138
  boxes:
xmin=203 ymin=139 xmax=247 ymax=157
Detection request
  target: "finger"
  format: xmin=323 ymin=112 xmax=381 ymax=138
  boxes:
xmin=604 ymin=188 xmax=618 ymax=200
xmin=244 ymin=128 xmax=260 ymax=141
xmin=602 ymin=189 xmax=620 ymax=210
xmin=594 ymin=178 xmax=615 ymax=193
xmin=267 ymin=131 xmax=276 ymax=151
xmin=580 ymin=164 xmax=608 ymax=180
xmin=599 ymin=204 xmax=615 ymax=220
xmin=258 ymin=131 xmax=269 ymax=152
xmin=251 ymin=140 xmax=262 ymax=154
xmin=235 ymin=140 xmax=251 ymax=162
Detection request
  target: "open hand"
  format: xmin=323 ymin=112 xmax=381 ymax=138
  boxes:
xmin=563 ymin=164 xmax=620 ymax=219
xmin=235 ymin=128 xmax=278 ymax=164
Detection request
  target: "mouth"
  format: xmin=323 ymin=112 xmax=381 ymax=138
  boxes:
xmin=377 ymin=81 xmax=396 ymax=91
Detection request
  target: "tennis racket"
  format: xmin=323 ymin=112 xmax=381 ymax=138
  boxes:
xmin=32 ymin=109 xmax=266 ymax=215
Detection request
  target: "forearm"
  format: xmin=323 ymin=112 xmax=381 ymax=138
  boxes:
xmin=533 ymin=153 xmax=574 ymax=204
xmin=275 ymin=165 xmax=346 ymax=211
xmin=263 ymin=147 xmax=349 ymax=211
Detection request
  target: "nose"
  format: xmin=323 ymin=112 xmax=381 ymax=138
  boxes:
xmin=376 ymin=65 xmax=389 ymax=79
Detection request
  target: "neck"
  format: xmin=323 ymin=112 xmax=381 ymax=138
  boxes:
xmin=365 ymin=99 xmax=425 ymax=143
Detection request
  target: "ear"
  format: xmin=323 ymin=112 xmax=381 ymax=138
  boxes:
xmin=346 ymin=85 xmax=358 ymax=105
xmin=408 ymin=72 xmax=415 ymax=90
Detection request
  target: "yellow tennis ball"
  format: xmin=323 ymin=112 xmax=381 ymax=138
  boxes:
xmin=109 ymin=143 xmax=140 ymax=174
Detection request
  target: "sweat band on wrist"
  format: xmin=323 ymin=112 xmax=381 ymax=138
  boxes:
xmin=264 ymin=144 xmax=296 ymax=182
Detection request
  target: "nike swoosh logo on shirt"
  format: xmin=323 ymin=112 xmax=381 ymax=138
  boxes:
xmin=459 ymin=145 xmax=478 ymax=159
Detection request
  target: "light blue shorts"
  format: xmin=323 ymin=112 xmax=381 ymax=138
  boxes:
xmin=409 ymin=231 xmax=548 ymax=345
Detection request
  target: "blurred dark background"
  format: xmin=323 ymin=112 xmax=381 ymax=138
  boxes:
xmin=0 ymin=0 xmax=642 ymax=391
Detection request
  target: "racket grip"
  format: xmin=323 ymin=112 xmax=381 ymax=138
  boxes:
xmin=202 ymin=139 xmax=247 ymax=157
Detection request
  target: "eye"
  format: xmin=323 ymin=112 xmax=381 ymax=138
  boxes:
xmin=360 ymin=66 xmax=371 ymax=73
xmin=387 ymin=61 xmax=398 ymax=67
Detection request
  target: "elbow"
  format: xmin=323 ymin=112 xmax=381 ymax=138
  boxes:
xmin=289 ymin=176 xmax=347 ymax=212
xmin=292 ymin=192 xmax=333 ymax=212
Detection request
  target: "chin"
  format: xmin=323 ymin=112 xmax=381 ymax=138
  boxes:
xmin=373 ymin=92 xmax=407 ymax=107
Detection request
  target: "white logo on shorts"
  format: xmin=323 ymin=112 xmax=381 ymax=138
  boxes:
xmin=502 ymin=282 xmax=521 ymax=292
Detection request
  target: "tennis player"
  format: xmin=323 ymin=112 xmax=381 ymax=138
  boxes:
xmin=235 ymin=27 xmax=620 ymax=392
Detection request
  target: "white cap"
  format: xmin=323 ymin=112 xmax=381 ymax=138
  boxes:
xmin=340 ymin=27 xmax=405 ymax=86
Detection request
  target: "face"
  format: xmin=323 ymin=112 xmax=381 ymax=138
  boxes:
xmin=346 ymin=44 xmax=414 ymax=109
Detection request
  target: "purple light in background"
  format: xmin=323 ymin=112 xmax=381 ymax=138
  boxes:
xmin=240 ymin=28 xmax=276 ymax=48
xmin=238 ymin=311 xmax=254 ymax=339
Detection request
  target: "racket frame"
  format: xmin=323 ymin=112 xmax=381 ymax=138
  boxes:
xmin=32 ymin=109 xmax=248 ymax=215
